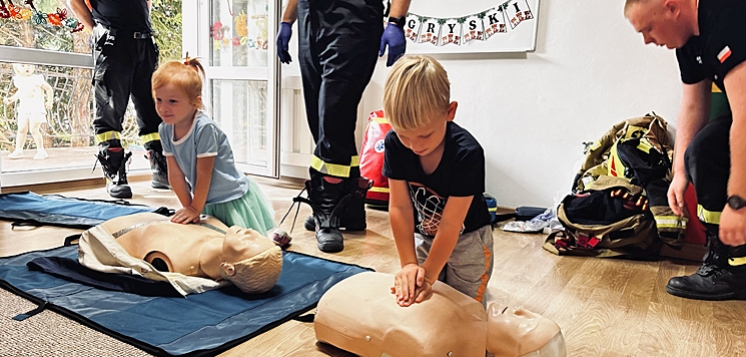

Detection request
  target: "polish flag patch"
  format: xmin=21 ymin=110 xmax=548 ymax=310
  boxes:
xmin=717 ymin=46 xmax=732 ymax=63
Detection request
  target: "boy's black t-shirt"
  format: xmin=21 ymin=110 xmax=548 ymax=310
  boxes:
xmin=383 ymin=121 xmax=491 ymax=237
xmin=676 ymin=0 xmax=746 ymax=93
xmin=90 ymin=0 xmax=152 ymax=32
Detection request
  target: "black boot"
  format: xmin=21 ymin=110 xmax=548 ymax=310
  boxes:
xmin=340 ymin=176 xmax=373 ymax=230
xmin=294 ymin=173 xmax=347 ymax=252
xmin=303 ymin=176 xmax=372 ymax=231
xmin=146 ymin=150 xmax=170 ymax=190
xmin=666 ymin=232 xmax=746 ymax=300
xmin=94 ymin=148 xmax=132 ymax=199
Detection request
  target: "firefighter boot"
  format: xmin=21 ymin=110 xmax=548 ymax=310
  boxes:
xmin=294 ymin=172 xmax=348 ymax=253
xmin=303 ymin=176 xmax=372 ymax=232
xmin=666 ymin=232 xmax=746 ymax=300
xmin=95 ymin=148 xmax=132 ymax=199
xmin=146 ymin=149 xmax=170 ymax=189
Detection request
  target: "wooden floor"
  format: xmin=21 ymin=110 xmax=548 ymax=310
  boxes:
xmin=1 ymin=177 xmax=745 ymax=357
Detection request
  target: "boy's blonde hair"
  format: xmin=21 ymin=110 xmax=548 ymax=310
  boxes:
xmin=152 ymin=56 xmax=206 ymax=109
xmin=383 ymin=55 xmax=450 ymax=130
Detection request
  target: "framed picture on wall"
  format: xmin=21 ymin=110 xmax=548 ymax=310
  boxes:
xmin=403 ymin=0 xmax=540 ymax=54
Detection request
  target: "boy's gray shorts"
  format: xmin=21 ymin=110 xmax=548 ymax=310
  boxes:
xmin=415 ymin=224 xmax=494 ymax=306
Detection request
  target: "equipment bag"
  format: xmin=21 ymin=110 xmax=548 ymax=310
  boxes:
xmin=545 ymin=176 xmax=659 ymax=258
xmin=359 ymin=110 xmax=393 ymax=209
xmin=545 ymin=113 xmax=686 ymax=258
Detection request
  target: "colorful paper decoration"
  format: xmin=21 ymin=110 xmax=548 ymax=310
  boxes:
xmin=0 ymin=0 xmax=84 ymax=33
xmin=211 ymin=3 xmax=269 ymax=51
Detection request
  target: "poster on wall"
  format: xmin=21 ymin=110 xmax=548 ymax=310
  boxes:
xmin=402 ymin=0 xmax=539 ymax=54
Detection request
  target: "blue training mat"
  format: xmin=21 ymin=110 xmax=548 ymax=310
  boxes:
xmin=0 ymin=245 xmax=371 ymax=356
xmin=0 ymin=191 xmax=170 ymax=229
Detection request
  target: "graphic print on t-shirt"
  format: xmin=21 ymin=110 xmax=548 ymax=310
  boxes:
xmin=409 ymin=182 xmax=465 ymax=237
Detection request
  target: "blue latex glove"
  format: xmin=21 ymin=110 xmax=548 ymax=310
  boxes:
xmin=276 ymin=22 xmax=292 ymax=64
xmin=379 ymin=23 xmax=406 ymax=67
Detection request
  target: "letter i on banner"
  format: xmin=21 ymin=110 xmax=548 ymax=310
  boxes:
xmin=462 ymin=13 xmax=485 ymax=44
xmin=508 ymin=0 xmax=534 ymax=29
xmin=419 ymin=17 xmax=442 ymax=45
xmin=404 ymin=13 xmax=422 ymax=42
xmin=440 ymin=18 xmax=463 ymax=46
xmin=482 ymin=7 xmax=506 ymax=40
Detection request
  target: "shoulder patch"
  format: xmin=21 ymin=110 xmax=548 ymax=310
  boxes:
xmin=717 ymin=46 xmax=732 ymax=63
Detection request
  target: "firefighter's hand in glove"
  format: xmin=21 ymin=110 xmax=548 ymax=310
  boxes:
xmin=379 ymin=23 xmax=406 ymax=67
xmin=276 ymin=22 xmax=292 ymax=64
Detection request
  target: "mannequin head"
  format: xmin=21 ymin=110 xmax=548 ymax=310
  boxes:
xmin=487 ymin=304 xmax=566 ymax=357
xmin=218 ymin=226 xmax=283 ymax=294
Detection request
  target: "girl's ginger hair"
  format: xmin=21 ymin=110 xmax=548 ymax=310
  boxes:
xmin=152 ymin=55 xmax=206 ymax=109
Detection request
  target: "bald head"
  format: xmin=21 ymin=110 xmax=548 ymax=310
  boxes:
xmin=625 ymin=0 xmax=652 ymax=17
xmin=625 ymin=0 xmax=699 ymax=49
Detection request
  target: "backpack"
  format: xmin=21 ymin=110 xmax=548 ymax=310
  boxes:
xmin=544 ymin=113 xmax=687 ymax=258
xmin=359 ymin=110 xmax=392 ymax=209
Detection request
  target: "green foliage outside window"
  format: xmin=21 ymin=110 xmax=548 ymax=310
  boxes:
xmin=0 ymin=0 xmax=182 ymax=151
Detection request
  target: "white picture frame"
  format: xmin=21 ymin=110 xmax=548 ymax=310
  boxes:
xmin=402 ymin=0 xmax=540 ymax=54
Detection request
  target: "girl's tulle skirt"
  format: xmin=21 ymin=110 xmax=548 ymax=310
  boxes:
xmin=202 ymin=178 xmax=276 ymax=235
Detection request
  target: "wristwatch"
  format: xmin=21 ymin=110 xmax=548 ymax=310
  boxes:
xmin=388 ymin=16 xmax=405 ymax=29
xmin=727 ymin=195 xmax=746 ymax=210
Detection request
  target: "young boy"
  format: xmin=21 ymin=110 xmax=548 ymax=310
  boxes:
xmin=382 ymin=55 xmax=494 ymax=307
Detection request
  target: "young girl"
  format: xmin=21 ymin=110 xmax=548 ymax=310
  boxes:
xmin=151 ymin=57 xmax=275 ymax=234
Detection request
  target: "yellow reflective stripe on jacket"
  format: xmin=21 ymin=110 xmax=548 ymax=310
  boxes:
xmin=311 ymin=155 xmax=360 ymax=178
xmin=636 ymin=138 xmax=654 ymax=154
xmin=140 ymin=132 xmax=161 ymax=145
xmin=622 ymin=125 xmax=647 ymax=140
xmin=369 ymin=186 xmax=389 ymax=193
xmin=607 ymin=141 xmax=627 ymax=178
xmin=655 ymin=215 xmax=688 ymax=229
xmin=729 ymin=257 xmax=746 ymax=267
xmin=95 ymin=131 xmax=121 ymax=143
xmin=697 ymin=205 xmax=721 ymax=224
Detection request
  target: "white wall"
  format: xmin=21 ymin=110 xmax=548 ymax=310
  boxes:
xmin=281 ymin=0 xmax=685 ymax=208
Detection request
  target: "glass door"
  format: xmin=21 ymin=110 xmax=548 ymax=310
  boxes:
xmin=186 ymin=0 xmax=280 ymax=178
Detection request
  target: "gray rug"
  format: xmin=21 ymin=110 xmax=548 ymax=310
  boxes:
xmin=0 ymin=288 xmax=153 ymax=357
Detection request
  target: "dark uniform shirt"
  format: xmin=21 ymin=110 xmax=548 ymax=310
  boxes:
xmin=90 ymin=0 xmax=152 ymax=32
xmin=383 ymin=121 xmax=492 ymax=237
xmin=676 ymin=0 xmax=746 ymax=93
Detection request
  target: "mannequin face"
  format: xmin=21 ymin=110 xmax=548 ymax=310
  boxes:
xmin=487 ymin=304 xmax=561 ymax=357
xmin=221 ymin=227 xmax=275 ymax=266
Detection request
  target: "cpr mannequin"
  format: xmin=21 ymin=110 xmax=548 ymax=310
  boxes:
xmin=79 ymin=212 xmax=282 ymax=295
xmin=314 ymin=272 xmax=566 ymax=357
xmin=3 ymin=63 xmax=53 ymax=160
